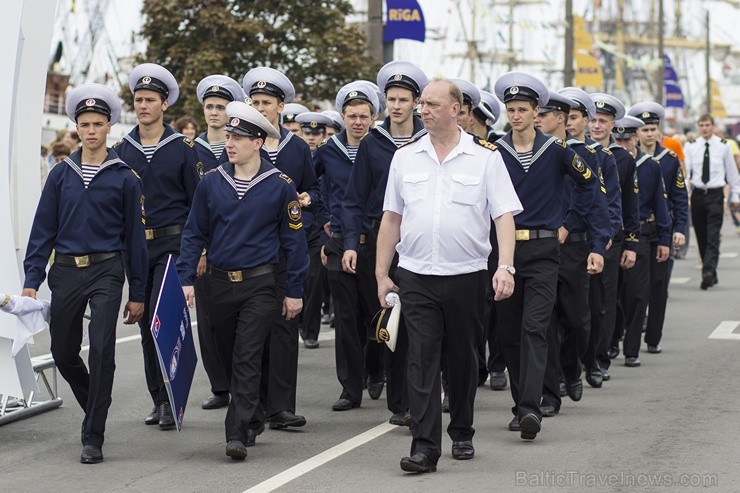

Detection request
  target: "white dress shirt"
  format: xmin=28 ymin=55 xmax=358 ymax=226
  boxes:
xmin=685 ymin=135 xmax=740 ymax=202
xmin=384 ymin=129 xmax=522 ymax=276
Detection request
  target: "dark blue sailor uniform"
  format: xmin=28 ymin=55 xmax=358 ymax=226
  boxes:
xmin=494 ymin=129 xmax=597 ymax=422
xmin=177 ymin=159 xmax=308 ymax=445
xmin=194 ymin=131 xmax=229 ymax=173
xmin=115 ymin=123 xmax=201 ymax=414
xmin=24 ymin=148 xmax=147 ymax=448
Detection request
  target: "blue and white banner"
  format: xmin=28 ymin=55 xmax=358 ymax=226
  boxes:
xmin=384 ymin=0 xmax=426 ymax=43
xmin=151 ymin=255 xmax=198 ymax=432
xmin=663 ymin=55 xmax=684 ymax=109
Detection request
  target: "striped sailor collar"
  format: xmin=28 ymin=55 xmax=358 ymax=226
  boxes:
xmin=496 ymin=128 xmax=558 ymax=166
xmin=373 ymin=115 xmax=427 ymax=146
xmin=124 ymin=122 xmax=183 ymax=156
xmin=635 ymin=150 xmax=653 ymax=167
xmin=217 ymin=158 xmax=281 ymax=198
xmin=63 ymin=147 xmax=126 ymax=181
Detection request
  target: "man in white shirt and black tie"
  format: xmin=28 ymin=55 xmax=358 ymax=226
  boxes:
xmin=684 ymin=114 xmax=740 ymax=290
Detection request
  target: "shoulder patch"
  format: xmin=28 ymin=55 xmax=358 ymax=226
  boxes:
xmin=130 ymin=169 xmax=141 ymax=180
xmin=287 ymin=200 xmax=302 ymax=230
xmin=204 ymin=168 xmax=218 ymax=176
xmin=586 ymin=145 xmax=596 ymax=154
xmin=555 ymin=138 xmax=567 ymax=148
xmin=183 ymin=137 xmax=195 ymax=148
xmin=721 ymin=138 xmax=727 ymax=144
xmin=600 ymin=147 xmax=613 ymax=156
xmin=676 ymin=168 xmax=685 ymax=189
xmin=112 ymin=140 xmax=124 ymax=149
xmin=473 ymin=136 xmax=497 ymax=152
xmin=317 ymin=140 xmax=328 ymax=148
xmin=196 ymin=162 xmax=204 ymax=179
xmin=279 ymin=173 xmax=293 ymax=184
xmin=668 ymin=149 xmax=677 ymax=158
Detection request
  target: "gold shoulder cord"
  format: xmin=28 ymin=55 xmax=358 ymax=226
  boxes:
xmin=0 ymin=294 xmax=10 ymax=308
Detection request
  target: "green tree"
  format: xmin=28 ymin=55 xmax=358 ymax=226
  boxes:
xmin=129 ymin=0 xmax=380 ymax=121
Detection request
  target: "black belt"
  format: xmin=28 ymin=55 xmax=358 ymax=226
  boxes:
xmin=693 ymin=187 xmax=723 ymax=195
xmin=145 ymin=224 xmax=184 ymax=241
xmin=331 ymin=233 xmax=368 ymax=245
xmin=640 ymin=221 xmax=657 ymax=235
xmin=55 ymin=252 xmax=120 ymax=268
xmin=564 ymin=232 xmax=588 ymax=243
xmin=208 ymin=264 xmax=275 ymax=283
xmin=515 ymin=229 xmax=558 ymax=241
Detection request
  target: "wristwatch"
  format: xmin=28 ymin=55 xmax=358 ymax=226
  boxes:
xmin=498 ymin=264 xmax=516 ymax=275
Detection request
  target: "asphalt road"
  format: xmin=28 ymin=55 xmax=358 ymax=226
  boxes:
xmin=1 ymin=221 xmax=739 ymax=492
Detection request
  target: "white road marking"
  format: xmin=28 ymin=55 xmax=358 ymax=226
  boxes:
xmin=243 ymin=422 xmax=396 ymax=493
xmin=32 ymin=334 xmax=143 ymax=362
xmin=708 ymin=321 xmax=740 ymax=340
xmin=720 ymin=252 xmax=738 ymax=258
xmin=670 ymin=277 xmax=690 ymax=284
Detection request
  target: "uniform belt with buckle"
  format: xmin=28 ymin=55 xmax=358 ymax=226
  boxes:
xmin=515 ymin=229 xmax=558 ymax=241
xmin=145 ymin=224 xmax=184 ymax=241
xmin=564 ymin=232 xmax=588 ymax=243
xmin=55 ymin=252 xmax=120 ymax=268
xmin=208 ymin=264 xmax=275 ymax=283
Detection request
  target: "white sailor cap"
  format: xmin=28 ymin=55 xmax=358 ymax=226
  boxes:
xmin=358 ymin=80 xmax=386 ymax=115
xmin=450 ymin=78 xmax=481 ymax=108
xmin=66 ymin=83 xmax=122 ymax=124
xmin=376 ymin=60 xmax=428 ymax=97
xmin=539 ymin=91 xmax=575 ymax=114
xmin=494 ymin=71 xmax=549 ymax=107
xmin=628 ymin=101 xmax=665 ymax=125
xmin=196 ymin=75 xmax=246 ymax=104
xmin=589 ymin=93 xmax=626 ymax=120
xmin=282 ymin=103 xmax=310 ymax=123
xmin=225 ymin=101 xmax=281 ymax=140
xmin=611 ymin=115 xmax=645 ymax=138
xmin=242 ymin=67 xmax=295 ymax=103
xmin=371 ymin=303 xmax=402 ymax=352
xmin=559 ymin=87 xmax=596 ymax=120
xmin=321 ymin=110 xmax=344 ymax=131
xmin=335 ymin=81 xmax=380 ymax=115
xmin=473 ymin=90 xmax=501 ymax=123
xmin=129 ymin=63 xmax=179 ymax=106
xmin=296 ymin=112 xmax=333 ymax=134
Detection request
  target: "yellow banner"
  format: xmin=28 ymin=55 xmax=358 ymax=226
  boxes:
xmin=573 ymin=15 xmax=603 ymax=88
xmin=709 ymin=79 xmax=726 ymax=118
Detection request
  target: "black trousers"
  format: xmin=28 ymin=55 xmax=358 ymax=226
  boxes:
xmin=497 ymin=238 xmax=560 ymax=421
xmin=582 ymin=267 xmax=605 ymax=372
xmin=195 ymin=274 xmax=229 ymax=395
xmin=385 ymin=254 xmax=409 ymax=414
xmin=398 ymin=268 xmax=486 ymax=464
xmin=48 ymin=257 xmax=124 ymax=447
xmin=477 ymin=291 xmax=505 ymax=383
xmin=621 ymin=236 xmax=651 ymax=358
xmin=543 ymin=240 xmax=590 ymax=408
xmin=300 ymin=230 xmax=324 ymax=341
xmin=645 ymin=250 xmax=674 ymax=347
xmin=325 ymin=235 xmax=382 ymax=404
xmin=691 ymin=188 xmax=724 ymax=281
xmin=596 ymin=235 xmax=624 ymax=370
xmin=139 ymin=234 xmax=181 ymax=407
xmin=205 ymin=270 xmax=277 ymax=444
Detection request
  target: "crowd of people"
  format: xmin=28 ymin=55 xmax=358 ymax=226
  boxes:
xmin=23 ymin=60 xmax=740 ymax=470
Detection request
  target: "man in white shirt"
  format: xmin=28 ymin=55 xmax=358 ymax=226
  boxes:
xmin=684 ymin=114 xmax=740 ymax=289
xmin=376 ymin=78 xmax=521 ymax=473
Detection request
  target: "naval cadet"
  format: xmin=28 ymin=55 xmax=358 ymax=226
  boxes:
xmin=23 ymin=83 xmax=148 ymax=464
xmin=450 ymin=78 xmax=481 ymax=135
xmin=322 ymin=110 xmax=344 ymax=137
xmin=115 ymin=63 xmax=201 ymax=430
xmin=612 ymin=116 xmax=672 ymax=367
xmin=342 ymin=61 xmax=428 ymax=425
xmin=314 ymin=81 xmax=384 ymax=411
xmin=177 ymin=102 xmax=309 ymax=460
xmin=629 ymin=101 xmax=689 ymax=353
xmin=296 ymin=111 xmax=333 ymax=155
xmin=281 ymin=102 xmax=309 ymax=134
xmin=492 ymin=72 xmax=597 ymax=440
xmin=192 ymin=75 xmax=247 ymax=411
xmin=470 ymin=89 xmax=502 ymax=142
xmin=242 ymin=66 xmax=319 ymax=433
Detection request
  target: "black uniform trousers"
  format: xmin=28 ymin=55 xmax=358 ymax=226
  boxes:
xmin=205 ymin=270 xmax=277 ymax=444
xmin=385 ymin=253 xmax=409 ymax=414
xmin=139 ymin=234 xmax=181 ymax=407
xmin=596 ymin=235 xmax=624 ymax=371
xmin=259 ymin=256 xmax=299 ymax=418
xmin=691 ymin=188 xmax=724 ymax=282
xmin=497 ymin=238 xmax=560 ymax=421
xmin=644 ymin=250 xmax=674 ymax=347
xmin=582 ymin=268 xmax=605 ymax=372
xmin=620 ymin=232 xmax=652 ymax=358
xmin=325 ymin=235 xmax=382 ymax=404
xmin=477 ymin=292 xmax=505 ymax=384
xmin=48 ymin=256 xmax=124 ymax=448
xmin=300 ymin=230 xmax=324 ymax=341
xmin=397 ymin=268 xmax=486 ymax=464
xmin=543 ymin=240 xmax=590 ymax=409
xmin=195 ymin=274 xmax=229 ymax=396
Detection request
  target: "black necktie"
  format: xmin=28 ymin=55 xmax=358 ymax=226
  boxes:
xmin=702 ymin=142 xmax=710 ymax=184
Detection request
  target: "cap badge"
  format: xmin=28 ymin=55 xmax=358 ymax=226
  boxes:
xmin=348 ymin=91 xmax=358 ymax=98
xmin=617 ymin=126 xmax=625 ymax=133
xmin=393 ymin=74 xmax=403 ymax=81
xmin=85 ymin=99 xmax=96 ymax=107
xmin=142 ymin=76 xmax=152 ymax=84
xmin=596 ymin=100 xmax=605 ymax=108
xmin=256 ymin=80 xmax=267 ymax=88
xmin=309 ymin=121 xmax=318 ymax=128
xmin=211 ymin=85 xmax=220 ymax=92
xmin=509 ymin=86 xmax=520 ymax=95
xmin=642 ymin=111 xmax=650 ymax=118
xmin=286 ymin=114 xmax=294 ymax=119
xmin=244 ymin=97 xmax=252 ymax=104
xmin=230 ymin=117 xmax=240 ymax=126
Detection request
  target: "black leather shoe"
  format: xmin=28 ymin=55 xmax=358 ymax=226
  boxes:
xmin=700 ymin=273 xmax=713 ymax=290
xmin=202 ymin=393 xmax=229 ymax=410
xmin=601 ymin=368 xmax=611 ymax=381
xmin=586 ymin=369 xmax=603 ymax=388
xmin=442 ymin=394 xmax=450 ymax=413
xmin=367 ymin=380 xmax=384 ymax=400
xmin=225 ymin=440 xmax=247 ymax=460
xmin=540 ymin=404 xmax=559 ymax=417
xmin=245 ymin=424 xmax=265 ymax=447
xmin=520 ymin=413 xmax=541 ymax=440
xmin=159 ymin=402 xmax=176 ymax=430
xmin=80 ymin=445 xmax=103 ymax=464
xmin=566 ymin=379 xmax=583 ymax=402
xmin=624 ymin=357 xmax=641 ymax=367
xmin=400 ymin=453 xmax=437 ymax=473
xmin=647 ymin=344 xmax=662 ymax=354
xmin=489 ymin=371 xmax=507 ymax=390
xmin=451 ymin=440 xmax=474 ymax=460
xmin=389 ymin=411 xmax=411 ymax=426
xmin=144 ymin=406 xmax=160 ymax=425
xmin=607 ymin=346 xmax=620 ymax=360
xmin=268 ymin=410 xmax=306 ymax=429
xmin=303 ymin=339 xmax=319 ymax=349
xmin=508 ymin=416 xmax=520 ymax=432
xmin=332 ymin=398 xmax=360 ymax=411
